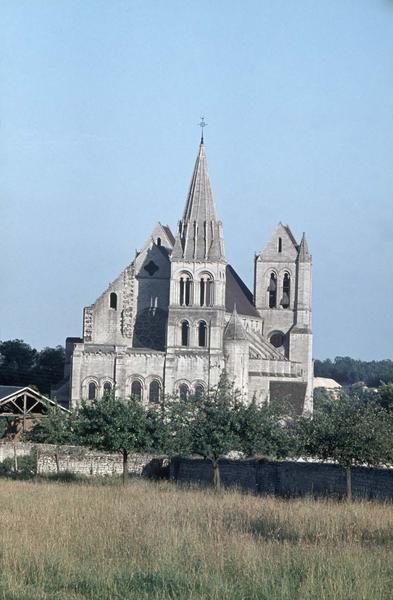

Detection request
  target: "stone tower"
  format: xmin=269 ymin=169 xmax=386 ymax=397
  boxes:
xmin=164 ymin=139 xmax=227 ymax=393
xmin=254 ymin=223 xmax=313 ymax=410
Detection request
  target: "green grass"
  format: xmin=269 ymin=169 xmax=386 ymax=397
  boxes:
xmin=0 ymin=479 xmax=392 ymax=599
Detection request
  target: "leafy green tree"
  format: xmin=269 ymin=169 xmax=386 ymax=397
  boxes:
xmin=0 ymin=339 xmax=65 ymax=394
xmin=75 ymin=395 xmax=150 ymax=484
xmin=297 ymin=395 xmax=393 ymax=499
xmin=237 ymin=400 xmax=296 ymax=458
xmin=375 ymin=384 xmax=393 ymax=412
xmin=0 ymin=340 xmax=37 ymax=386
xmin=25 ymin=403 xmax=75 ymax=444
xmin=166 ymin=375 xmax=241 ymax=490
xmin=32 ymin=346 xmax=66 ymax=394
xmin=145 ymin=404 xmax=170 ymax=453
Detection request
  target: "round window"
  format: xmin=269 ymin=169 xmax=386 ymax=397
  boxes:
xmin=270 ymin=332 xmax=285 ymax=348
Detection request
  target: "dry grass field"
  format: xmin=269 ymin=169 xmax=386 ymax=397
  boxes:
xmin=0 ymin=479 xmax=392 ymax=599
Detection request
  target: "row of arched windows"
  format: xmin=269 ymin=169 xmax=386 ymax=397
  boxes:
xmin=179 ymin=273 xmax=214 ymax=307
xmin=88 ymin=380 xmax=113 ymax=401
xmin=130 ymin=379 xmax=161 ymax=403
xmin=268 ymin=272 xmax=291 ymax=309
xmin=178 ymin=382 xmax=205 ymax=401
xmin=85 ymin=378 xmax=206 ymax=403
xmin=180 ymin=320 xmax=207 ymax=347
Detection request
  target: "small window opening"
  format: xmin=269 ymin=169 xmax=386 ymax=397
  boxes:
xmin=281 ymin=273 xmax=290 ymax=309
xmin=110 ymin=292 xmax=117 ymax=310
xmin=278 ymin=237 xmax=282 ymax=253
xmin=200 ymin=279 xmax=205 ymax=306
xmin=198 ymin=321 xmax=207 ymax=347
xmin=157 ymin=237 xmax=161 ymax=246
xmin=180 ymin=276 xmax=192 ymax=306
xmin=268 ymin=273 xmax=277 ymax=308
xmin=103 ymin=382 xmax=112 ymax=397
xmin=181 ymin=321 xmax=189 ymax=346
xmin=194 ymin=384 xmax=204 ymax=399
xmin=200 ymin=276 xmax=214 ymax=307
xmin=179 ymin=384 xmax=189 ymax=401
xmin=149 ymin=380 xmax=160 ymax=403
xmin=131 ymin=380 xmax=142 ymax=401
xmin=88 ymin=382 xmax=97 ymax=401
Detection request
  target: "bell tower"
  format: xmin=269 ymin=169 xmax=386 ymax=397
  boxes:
xmin=164 ymin=136 xmax=227 ymax=395
xmin=254 ymin=224 xmax=313 ymax=411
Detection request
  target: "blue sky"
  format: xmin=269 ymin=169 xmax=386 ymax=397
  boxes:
xmin=1 ymin=0 xmax=392 ymax=359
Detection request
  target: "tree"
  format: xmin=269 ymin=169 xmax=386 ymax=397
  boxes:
xmin=314 ymin=357 xmax=393 ymax=387
xmin=166 ymin=375 xmax=241 ymax=490
xmin=237 ymin=399 xmax=296 ymax=459
xmin=74 ymin=395 xmax=150 ymax=484
xmin=0 ymin=339 xmax=65 ymax=394
xmin=145 ymin=403 xmax=170 ymax=453
xmin=375 ymin=384 xmax=393 ymax=412
xmin=25 ymin=403 xmax=75 ymax=445
xmin=297 ymin=394 xmax=393 ymax=499
xmin=0 ymin=340 xmax=37 ymax=386
xmin=32 ymin=346 xmax=66 ymax=394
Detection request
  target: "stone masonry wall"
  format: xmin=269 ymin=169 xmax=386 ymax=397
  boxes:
xmin=170 ymin=457 xmax=393 ymax=501
xmin=0 ymin=442 xmax=158 ymax=477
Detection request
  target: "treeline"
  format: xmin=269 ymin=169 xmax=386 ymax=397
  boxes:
xmin=0 ymin=340 xmax=65 ymax=395
xmin=314 ymin=357 xmax=393 ymax=387
xmin=24 ymin=377 xmax=393 ymax=499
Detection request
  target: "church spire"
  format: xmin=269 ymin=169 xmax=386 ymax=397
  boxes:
xmin=172 ymin=139 xmax=226 ymax=261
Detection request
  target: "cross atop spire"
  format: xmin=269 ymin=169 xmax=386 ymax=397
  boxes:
xmin=199 ymin=116 xmax=207 ymax=144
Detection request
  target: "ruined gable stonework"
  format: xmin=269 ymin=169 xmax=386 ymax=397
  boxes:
xmin=58 ymin=140 xmax=313 ymax=413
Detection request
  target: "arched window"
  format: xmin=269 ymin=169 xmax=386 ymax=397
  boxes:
xmin=281 ymin=273 xmax=290 ymax=309
xmin=181 ymin=321 xmax=189 ymax=346
xmin=199 ymin=275 xmax=214 ymax=307
xmin=179 ymin=384 xmax=189 ymax=401
xmin=194 ymin=384 xmax=205 ymax=399
xmin=179 ymin=274 xmax=193 ymax=306
xmin=88 ymin=382 xmax=97 ymax=401
xmin=103 ymin=381 xmax=112 ymax=397
xmin=198 ymin=321 xmax=207 ymax=347
xmin=131 ymin=380 xmax=142 ymax=401
xmin=268 ymin=273 xmax=277 ymax=308
xmin=157 ymin=237 xmax=161 ymax=246
xmin=110 ymin=292 xmax=117 ymax=310
xmin=149 ymin=380 xmax=161 ymax=404
xmin=278 ymin=237 xmax=282 ymax=253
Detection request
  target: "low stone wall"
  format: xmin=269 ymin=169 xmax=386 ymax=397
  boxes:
xmin=170 ymin=457 xmax=393 ymax=501
xmin=0 ymin=442 xmax=35 ymax=462
xmin=0 ymin=442 xmax=161 ymax=477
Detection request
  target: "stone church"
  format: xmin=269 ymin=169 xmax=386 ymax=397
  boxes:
xmin=57 ymin=137 xmax=313 ymax=413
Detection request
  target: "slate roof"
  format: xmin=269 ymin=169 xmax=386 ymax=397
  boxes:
xmin=225 ymin=265 xmax=260 ymax=318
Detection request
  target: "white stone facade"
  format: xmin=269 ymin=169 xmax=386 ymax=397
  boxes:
xmin=59 ymin=140 xmax=313 ymax=414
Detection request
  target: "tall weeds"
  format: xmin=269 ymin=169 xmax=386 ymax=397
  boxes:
xmin=0 ymin=479 xmax=392 ymax=599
